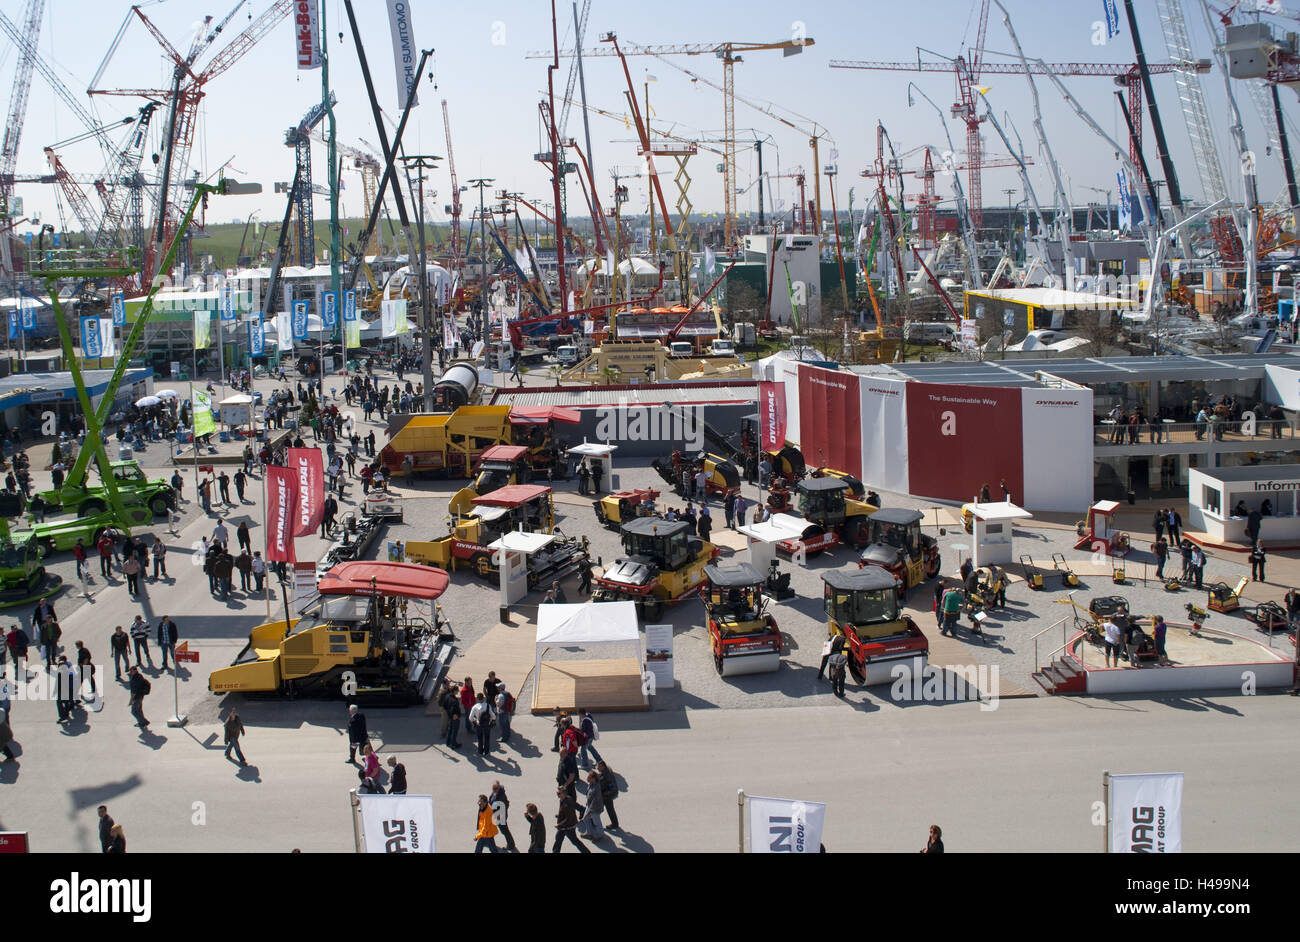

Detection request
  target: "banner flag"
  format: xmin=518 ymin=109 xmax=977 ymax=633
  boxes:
xmin=358 ymin=794 xmax=436 ymax=853
xmin=21 ymin=301 xmax=36 ymax=331
xmin=287 ymin=448 xmax=325 ymax=537
xmin=345 ymin=318 xmax=361 ymax=349
xmin=277 ymin=312 xmax=294 ymax=351
xmin=293 ymin=300 xmax=309 ymax=340
xmin=295 ymin=0 xmax=321 ymax=70
xmin=193 ymin=388 xmax=216 ymax=438
xmin=381 ymin=300 xmax=398 ymax=338
xmin=194 ymin=311 xmax=211 ymax=350
xmin=745 ymin=795 xmax=826 ymax=853
xmin=265 ymin=465 xmax=299 ymax=563
xmin=1108 ymin=772 xmax=1183 ymax=853
xmin=323 ymin=290 xmax=338 ymax=328
xmin=250 ymin=312 xmax=265 ymax=356
xmin=220 ymin=283 xmax=236 ymax=322
xmin=111 ymin=292 xmax=126 ymax=325
xmin=758 ymin=381 xmax=787 ymax=452
xmin=394 ymin=299 xmax=409 ymax=334
xmin=443 ymin=315 xmax=458 ymax=349
xmin=98 ymin=319 xmax=116 ymax=358
xmin=386 ymin=0 xmax=420 ymax=110
xmin=343 ymin=289 xmax=357 ymax=321
xmin=79 ymin=316 xmax=102 ymax=358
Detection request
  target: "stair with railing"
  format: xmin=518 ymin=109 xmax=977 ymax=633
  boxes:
xmin=1030 ymin=617 xmax=1088 ymax=695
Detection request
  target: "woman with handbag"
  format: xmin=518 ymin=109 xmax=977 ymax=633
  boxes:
xmin=578 ymin=770 xmax=606 ymax=841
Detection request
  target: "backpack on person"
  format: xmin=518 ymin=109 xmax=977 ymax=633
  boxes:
xmin=503 ymin=692 xmax=516 ymax=715
xmin=140 ymin=677 xmax=152 ymax=696
xmin=585 ymin=717 xmax=599 ymax=742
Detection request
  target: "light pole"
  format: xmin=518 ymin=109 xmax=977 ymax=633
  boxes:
xmin=468 ymin=178 xmax=494 ymax=344
xmin=400 ymin=153 xmax=441 ymax=410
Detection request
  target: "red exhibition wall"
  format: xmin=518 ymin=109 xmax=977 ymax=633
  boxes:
xmin=797 ymin=365 xmax=862 ymax=477
xmin=905 ymin=382 xmax=1024 ymax=503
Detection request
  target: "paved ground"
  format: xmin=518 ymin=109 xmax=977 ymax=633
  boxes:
xmin=2 ymin=357 xmax=1299 ymax=852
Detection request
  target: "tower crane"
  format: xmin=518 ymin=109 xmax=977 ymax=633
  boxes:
xmin=0 ymin=0 xmax=44 ymax=278
xmin=530 ymin=33 xmax=814 ymax=250
xmin=284 ymin=95 xmax=334 ymax=267
xmin=442 ymin=100 xmax=463 ymax=269
xmin=830 ymin=0 xmax=1204 ymax=229
xmin=88 ymin=1 xmax=293 ymax=282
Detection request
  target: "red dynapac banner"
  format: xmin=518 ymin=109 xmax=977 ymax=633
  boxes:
xmin=287 ymin=447 xmax=324 ymax=537
xmin=266 ymin=465 xmax=299 ymax=563
xmin=758 ymin=381 xmax=787 ymax=452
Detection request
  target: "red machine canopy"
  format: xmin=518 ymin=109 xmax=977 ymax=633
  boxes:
xmin=478 ymin=444 xmax=531 ymax=463
xmin=318 ymin=562 xmax=450 ymax=599
xmin=473 ymin=484 xmax=552 ymax=507
xmin=509 ymin=406 xmax=581 ymax=425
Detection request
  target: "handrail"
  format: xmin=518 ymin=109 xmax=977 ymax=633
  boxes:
xmin=1033 ymin=616 xmax=1069 ymax=671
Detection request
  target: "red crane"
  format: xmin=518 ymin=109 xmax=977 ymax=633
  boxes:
xmin=89 ymin=1 xmax=293 ymax=282
xmin=442 ymin=99 xmax=463 ymax=270
xmin=830 ymin=0 xmax=1203 ymax=228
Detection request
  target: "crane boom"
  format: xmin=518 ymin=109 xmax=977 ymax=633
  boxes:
xmin=442 ymin=99 xmax=462 ymax=265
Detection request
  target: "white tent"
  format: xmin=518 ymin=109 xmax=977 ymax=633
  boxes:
xmin=533 ymin=600 xmax=640 ymax=690
xmin=616 ymin=257 xmax=658 ymax=275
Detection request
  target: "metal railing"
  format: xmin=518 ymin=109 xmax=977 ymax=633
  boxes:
xmin=1095 ymin=418 xmax=1296 ymax=446
xmin=1031 ymin=617 xmax=1070 ymax=672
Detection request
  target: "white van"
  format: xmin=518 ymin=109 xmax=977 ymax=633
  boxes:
xmin=555 ymin=345 xmax=579 ymax=367
xmin=709 ymin=338 xmax=735 ymax=356
xmin=668 ymin=341 xmax=695 ymax=357
xmin=904 ymin=322 xmax=957 ymax=345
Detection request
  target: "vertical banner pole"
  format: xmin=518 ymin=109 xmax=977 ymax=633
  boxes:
xmin=350 ymin=788 xmax=364 ymax=853
xmin=1102 ymin=770 xmax=1110 ymax=854
xmin=263 ymin=469 xmax=271 ymax=621
xmin=737 ymin=788 xmax=745 ymax=853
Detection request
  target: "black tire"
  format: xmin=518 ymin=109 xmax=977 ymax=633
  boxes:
xmin=642 ymin=596 xmax=663 ymax=621
xmin=473 ymin=555 xmax=494 ymax=581
xmin=925 ymin=553 xmax=942 ymax=579
xmin=714 ymin=653 xmax=724 ymax=675
xmin=42 ymin=538 xmax=57 ymax=558
xmin=848 ymin=656 xmax=866 ymax=685
xmin=800 ymin=525 xmax=826 ymax=556
xmin=150 ymin=495 xmax=169 ymax=517
xmin=79 ymin=500 xmax=106 ymax=518
xmin=841 ymin=516 xmax=866 ymax=548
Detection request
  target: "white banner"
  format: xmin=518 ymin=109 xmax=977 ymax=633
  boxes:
xmin=1108 ymin=772 xmax=1183 ymax=853
xmin=960 ymin=317 xmax=978 ymax=351
xmin=358 ymin=794 xmax=436 ymax=853
xmin=294 ymin=0 xmax=321 ymax=70
xmin=386 ymin=0 xmax=420 ymax=110
xmin=1020 ymin=387 xmax=1094 ymax=512
xmin=98 ymin=319 xmax=116 ymax=358
xmin=644 ymin=623 xmax=674 ymax=692
xmin=745 ymin=794 xmax=826 ymax=853
xmin=381 ymin=300 xmax=399 ymax=338
xmin=277 ymin=312 xmax=294 ymax=352
xmin=859 ymin=374 xmax=909 ymax=494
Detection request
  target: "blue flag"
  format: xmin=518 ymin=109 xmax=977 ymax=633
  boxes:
xmin=1102 ymin=0 xmax=1121 ymax=39
xmin=20 ymin=303 xmax=35 ymax=331
xmin=249 ymin=311 xmax=265 ymax=356
xmin=111 ymin=292 xmax=126 ymax=326
xmin=7 ymin=312 xmax=16 ymax=340
xmin=322 ymin=290 xmax=338 ymax=328
xmin=220 ymin=283 xmax=236 ymax=322
xmin=292 ymin=300 xmax=309 ymax=340
xmin=343 ymin=290 xmax=356 ymax=322
xmin=80 ymin=316 xmax=103 ymax=357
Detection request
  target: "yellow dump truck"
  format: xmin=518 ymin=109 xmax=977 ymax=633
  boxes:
xmin=379 ymin=405 xmax=513 ymax=479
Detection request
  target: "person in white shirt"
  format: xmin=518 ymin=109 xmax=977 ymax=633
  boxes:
xmin=1102 ymin=619 xmax=1122 ymax=668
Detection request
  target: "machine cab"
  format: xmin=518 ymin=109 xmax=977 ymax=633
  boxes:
xmin=620 ymin=517 xmax=695 ymax=571
xmin=471 ymin=484 xmax=556 ymax=536
xmin=865 ymin=508 xmax=923 ymax=560
xmin=471 ymin=445 xmax=532 ymax=495
xmin=796 ymin=477 xmax=848 ymax=525
xmin=823 ymin=566 xmax=903 ymax=640
xmin=703 ymin=562 xmax=765 ymax=631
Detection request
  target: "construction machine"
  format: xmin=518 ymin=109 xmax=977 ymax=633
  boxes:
xmin=823 ymin=566 xmax=929 ymax=685
xmin=856 ymin=508 xmax=942 ymax=596
xmin=208 ymin=562 xmax=454 ymax=705
xmin=0 ymin=493 xmax=62 ymax=607
xmin=593 ymin=488 xmax=661 ymax=528
xmin=448 ymin=444 xmax=533 ymax=515
xmin=39 ymin=459 xmax=175 ymax=519
xmin=592 ymin=516 xmax=718 ymax=620
xmin=772 ymin=477 xmax=878 ymax=557
xmin=702 ymin=561 xmax=782 ymax=677
xmin=652 ymin=450 xmax=742 ymax=499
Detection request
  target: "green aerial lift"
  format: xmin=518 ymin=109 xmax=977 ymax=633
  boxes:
xmin=7 ymin=177 xmax=259 ymax=570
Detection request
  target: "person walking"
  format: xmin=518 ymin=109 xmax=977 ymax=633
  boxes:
xmin=551 ymin=789 xmax=590 ymax=853
xmin=470 ymin=693 xmax=493 ymax=756
xmin=214 ymin=551 xmax=235 ymax=599
xmin=235 ymin=549 xmax=253 ymax=592
xmin=1251 ymin=542 xmax=1267 ymax=582
xmin=1192 ymin=545 xmax=1206 ymax=589
xmin=251 ymin=552 xmax=266 ymax=594
xmin=578 ymin=709 xmax=602 ymax=769
xmin=38 ymin=616 xmax=60 ymax=666
xmin=734 ymin=494 xmax=748 ymax=528
xmin=74 ymin=640 xmax=96 ymax=697
xmin=236 ymin=521 xmax=252 ymax=554
xmin=0 ymin=709 xmax=13 ymax=763
xmin=525 ymin=803 xmax=546 ymax=853
xmin=105 ymin=824 xmax=126 ymax=854
xmin=579 ymin=770 xmax=606 ymax=841
xmin=921 ymin=825 xmax=944 ymax=853
xmin=198 ymin=476 xmax=212 ymax=515
xmin=122 ymin=553 xmax=141 ymax=596
xmin=1153 ymin=537 xmax=1169 ymax=580
xmin=129 ymin=615 xmax=153 ymax=669
xmin=1153 ymin=509 xmax=1166 ymax=542
xmin=459 ymin=678 xmax=477 ymax=737
xmin=346 ymin=704 xmax=368 ymax=763
xmin=321 ymin=495 xmax=338 ymax=538
xmin=233 ymin=469 xmax=248 ymax=503
xmin=223 ymin=708 xmax=247 ymax=766
xmin=556 ymin=740 xmax=582 ymax=810
xmin=1153 ymin=615 xmax=1170 ymax=666
xmin=97 ymin=806 xmax=115 ymax=853
xmin=697 ymin=506 xmax=712 ymax=542
xmin=1167 ymin=508 xmax=1182 ymax=545
xmin=72 ymin=539 xmax=88 ymax=581
xmin=490 ymin=781 xmax=518 ymax=852
xmin=218 ymin=471 xmax=232 ymax=505
xmin=441 ymin=683 xmax=463 ymax=749
xmin=495 ymin=684 xmax=514 ymax=744
xmin=157 ymin=616 xmax=179 ymax=670
xmin=110 ymin=626 xmax=130 ymax=681
xmin=474 ymin=794 xmax=500 ymax=853
xmin=97 ymin=532 xmax=115 ymax=579
xmin=150 ymin=538 xmax=167 ymax=581
xmin=127 ymin=666 xmax=151 ymax=729
xmin=590 ymin=460 xmax=603 ymax=494
xmin=55 ymin=656 xmax=77 ymax=722
xmin=693 ymin=468 xmax=708 ymax=502
xmin=577 ymin=461 xmax=590 ymax=496
xmin=596 ymin=760 xmax=621 ymax=830
xmin=387 ymin=756 xmax=407 ymax=794
xmin=817 ymin=632 xmax=846 ymax=680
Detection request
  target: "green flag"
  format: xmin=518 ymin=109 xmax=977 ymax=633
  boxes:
xmin=344 ymin=318 xmax=361 ymax=349
xmin=783 ymin=257 xmax=802 ymax=333
xmin=194 ymin=310 xmax=211 ymax=350
xmin=193 ymin=388 xmax=215 ymax=437
xmin=394 ymin=299 xmax=409 ymax=334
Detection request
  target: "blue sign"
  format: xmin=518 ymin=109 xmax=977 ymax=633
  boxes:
xmin=111 ymin=291 xmax=126 ymax=326
xmin=343 ymin=290 xmax=356 ymax=322
xmin=80 ymin=316 xmax=102 ymax=358
xmin=292 ymin=300 xmax=308 ymax=340
xmin=1102 ymin=0 xmax=1121 ymax=39
xmin=52 ymin=233 xmax=60 ymax=247
xmin=220 ymin=283 xmax=236 ymax=322
xmin=7 ymin=312 xmax=15 ymax=341
xmin=20 ymin=304 xmax=35 ymax=331
xmin=249 ymin=311 xmax=264 ymax=356
xmin=322 ymin=290 xmax=337 ymax=328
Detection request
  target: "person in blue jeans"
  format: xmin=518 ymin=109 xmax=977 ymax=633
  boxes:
xmin=495 ymin=686 xmax=513 ymax=744
xmin=579 ymin=710 xmax=602 ymax=769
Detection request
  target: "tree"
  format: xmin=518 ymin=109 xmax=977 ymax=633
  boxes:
xmin=725 ymin=281 xmax=762 ymax=326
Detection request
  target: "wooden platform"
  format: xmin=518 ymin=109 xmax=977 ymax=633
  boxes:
xmin=423 ymin=619 xmax=537 ymax=716
xmin=531 ymin=658 xmax=649 ymax=714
